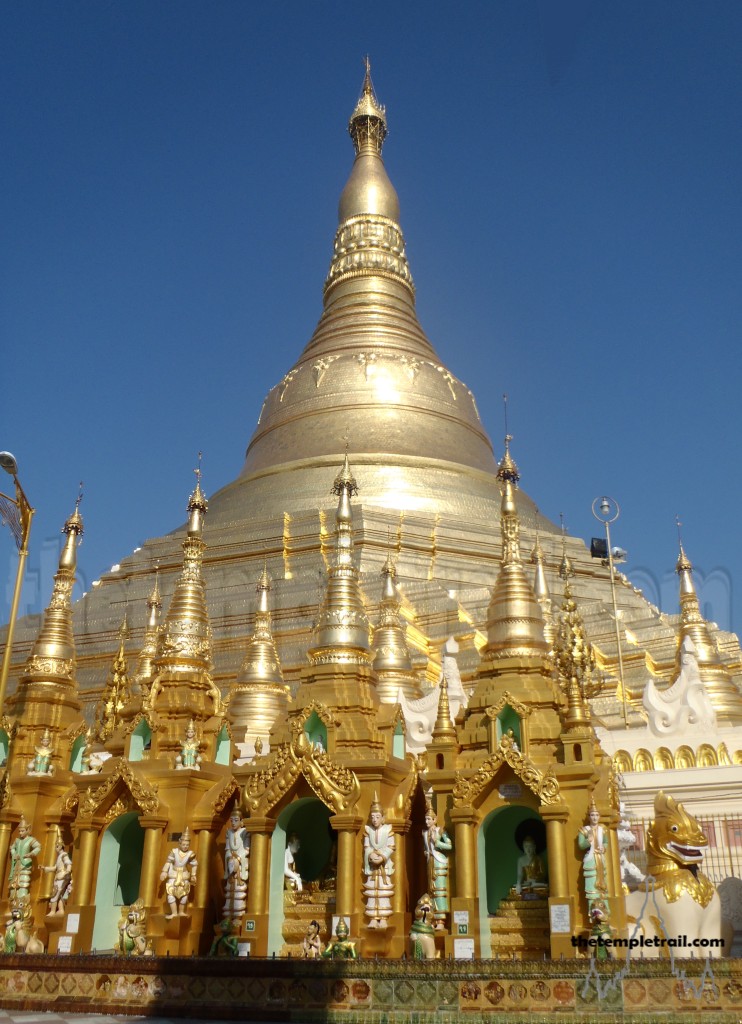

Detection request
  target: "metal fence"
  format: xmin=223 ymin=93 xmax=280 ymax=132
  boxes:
xmin=624 ymin=814 xmax=742 ymax=884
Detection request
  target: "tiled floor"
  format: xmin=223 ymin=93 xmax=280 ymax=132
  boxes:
xmin=0 ymin=1016 xmax=241 ymax=1024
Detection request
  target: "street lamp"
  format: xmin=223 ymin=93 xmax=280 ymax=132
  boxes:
xmin=0 ymin=452 xmax=35 ymax=717
xmin=591 ymin=496 xmax=628 ymax=728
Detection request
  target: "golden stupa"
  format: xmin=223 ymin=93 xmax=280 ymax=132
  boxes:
xmin=0 ymin=62 xmax=741 ymax=973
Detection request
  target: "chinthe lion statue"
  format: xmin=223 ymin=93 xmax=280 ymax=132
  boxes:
xmin=625 ymin=791 xmax=726 ymax=958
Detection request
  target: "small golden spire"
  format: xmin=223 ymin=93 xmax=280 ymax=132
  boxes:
xmin=309 ymin=453 xmax=371 ymax=665
xmin=558 ymin=514 xmax=575 ymax=581
xmin=94 ymin=613 xmax=131 ymax=742
xmin=431 ymin=672 xmax=457 ymax=745
xmin=553 ymin=578 xmax=599 ymax=731
xmin=135 ymin=568 xmax=163 ymax=692
xmin=530 ymin=531 xmax=554 ymax=647
xmin=22 ymin=496 xmax=84 ymax=684
xmin=156 ymin=467 xmax=212 ymax=673
xmin=229 ymin=567 xmax=287 ymax=747
xmin=672 ymin=527 xmax=742 ymax=723
xmin=484 ymin=437 xmax=547 ymax=659
xmin=372 ymin=550 xmax=419 ymax=701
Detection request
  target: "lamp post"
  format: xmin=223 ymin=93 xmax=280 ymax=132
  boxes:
xmin=0 ymin=452 xmax=34 ymax=717
xmin=591 ymin=496 xmax=628 ymax=728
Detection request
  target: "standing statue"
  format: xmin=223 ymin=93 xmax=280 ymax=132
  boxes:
xmin=578 ymin=797 xmax=609 ymax=908
xmin=421 ymin=799 xmax=453 ymax=929
xmin=514 ymin=835 xmax=548 ymax=896
xmin=302 ymin=919 xmax=323 ymax=958
xmin=42 ymin=831 xmax=73 ymax=915
xmin=223 ymin=810 xmax=250 ymax=917
xmin=321 ymin=918 xmax=357 ymax=959
xmin=8 ymin=817 xmax=41 ymax=902
xmin=284 ymin=833 xmax=303 ymax=892
xmin=363 ymin=794 xmax=395 ymax=929
xmin=175 ymin=719 xmax=202 ymax=770
xmin=27 ymin=728 xmax=54 ymax=775
xmin=160 ymin=827 xmax=198 ymax=918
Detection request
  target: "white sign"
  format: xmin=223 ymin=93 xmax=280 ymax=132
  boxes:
xmin=549 ymin=903 xmax=571 ymax=934
xmin=453 ymin=910 xmax=469 ymax=925
xmin=237 ymin=942 xmax=251 ymax=957
xmin=453 ymin=938 xmax=475 ymax=960
xmin=57 ymin=935 xmax=72 ymax=954
xmin=66 ymin=913 xmax=80 ymax=935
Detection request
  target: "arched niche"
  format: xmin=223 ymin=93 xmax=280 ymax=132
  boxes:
xmin=496 ymin=705 xmax=522 ymax=748
xmin=0 ymin=729 xmax=9 ymax=767
xmin=303 ymin=711 xmax=327 ymax=752
xmin=267 ymin=796 xmax=335 ymax=955
xmin=69 ymin=734 xmax=86 ymax=772
xmin=613 ymin=750 xmax=632 ymax=774
xmin=392 ymin=720 xmax=405 ymax=759
xmin=215 ymin=723 xmax=231 ymax=765
xmin=477 ymin=805 xmax=545 ymax=955
xmin=128 ymin=720 xmax=151 ymax=762
xmin=91 ymin=812 xmax=144 ymax=951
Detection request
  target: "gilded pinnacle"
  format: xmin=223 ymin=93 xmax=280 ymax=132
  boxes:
xmin=310 ymin=458 xmax=371 ymax=665
xmin=553 ymin=581 xmax=598 ymax=730
xmin=372 ymin=551 xmax=418 ymax=700
xmin=484 ymin=440 xmax=547 ymax=659
xmin=348 ymin=57 xmax=387 ymax=155
xmin=156 ymin=472 xmax=212 ymax=673
xmin=432 ymin=673 xmax=457 ymax=745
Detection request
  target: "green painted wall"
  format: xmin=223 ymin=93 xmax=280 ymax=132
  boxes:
xmin=267 ymin=797 xmax=335 ymax=955
xmin=91 ymin=812 xmax=144 ymax=951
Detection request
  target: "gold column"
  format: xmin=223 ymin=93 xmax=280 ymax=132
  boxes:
xmin=450 ymin=810 xmax=477 ymax=899
xmin=0 ymin=822 xmax=12 ymax=894
xmin=139 ymin=825 xmax=163 ymax=907
xmin=40 ymin=823 xmax=59 ymax=902
xmin=245 ymin=816 xmax=274 ymax=916
xmin=392 ymin=828 xmax=406 ymax=915
xmin=195 ymin=829 xmax=213 ymax=909
xmin=607 ymin=825 xmax=622 ymax=899
xmin=74 ymin=828 xmax=98 ymax=907
xmin=543 ymin=813 xmax=569 ymax=898
xmin=330 ymin=814 xmax=361 ymax=919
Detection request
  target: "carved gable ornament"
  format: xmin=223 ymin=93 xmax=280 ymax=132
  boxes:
xmin=79 ymin=761 xmax=159 ymax=821
xmin=453 ymin=733 xmax=560 ymax=808
xmin=244 ymin=732 xmax=360 ymax=817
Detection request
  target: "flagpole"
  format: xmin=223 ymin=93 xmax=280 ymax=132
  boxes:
xmin=0 ymin=456 xmax=34 ymax=718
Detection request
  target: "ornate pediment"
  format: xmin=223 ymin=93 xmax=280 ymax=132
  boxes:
xmin=453 ymin=733 xmax=559 ymax=807
xmin=244 ymin=732 xmax=360 ymax=816
xmin=78 ymin=760 xmax=160 ymax=820
xmin=484 ymin=692 xmax=533 ymax=719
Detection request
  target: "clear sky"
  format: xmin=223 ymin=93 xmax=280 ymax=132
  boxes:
xmin=2 ymin=2 xmax=742 ymax=637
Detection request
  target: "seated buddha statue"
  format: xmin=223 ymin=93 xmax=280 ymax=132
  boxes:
xmin=514 ymin=836 xmax=548 ymax=896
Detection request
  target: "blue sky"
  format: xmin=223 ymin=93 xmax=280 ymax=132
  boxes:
xmin=2 ymin=2 xmax=742 ymax=635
